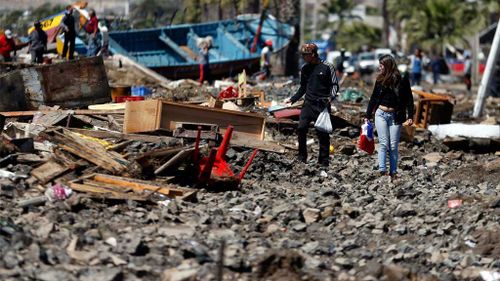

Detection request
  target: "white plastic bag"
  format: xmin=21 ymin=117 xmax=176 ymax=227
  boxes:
xmin=314 ymin=108 xmax=332 ymax=133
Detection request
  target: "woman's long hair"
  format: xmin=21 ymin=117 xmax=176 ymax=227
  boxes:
xmin=376 ymin=55 xmax=401 ymax=90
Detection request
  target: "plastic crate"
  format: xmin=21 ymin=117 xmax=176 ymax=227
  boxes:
xmin=131 ymin=85 xmax=152 ymax=97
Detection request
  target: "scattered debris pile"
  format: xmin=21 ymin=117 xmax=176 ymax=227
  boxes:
xmin=0 ymin=57 xmax=498 ymax=281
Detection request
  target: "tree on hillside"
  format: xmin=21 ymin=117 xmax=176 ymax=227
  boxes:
xmin=130 ymin=0 xmax=179 ymax=28
xmin=404 ymin=0 xmax=485 ymax=51
xmin=337 ymin=22 xmax=381 ymax=52
xmin=320 ymin=0 xmax=358 ymax=34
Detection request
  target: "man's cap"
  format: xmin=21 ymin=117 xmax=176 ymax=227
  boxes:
xmin=265 ymin=39 xmax=273 ymax=47
xmin=34 ymin=20 xmax=42 ymax=27
xmin=4 ymin=29 xmax=12 ymax=39
xmin=300 ymin=43 xmax=318 ymax=54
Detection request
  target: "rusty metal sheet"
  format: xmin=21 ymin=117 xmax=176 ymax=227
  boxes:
xmin=0 ymin=57 xmax=111 ymax=111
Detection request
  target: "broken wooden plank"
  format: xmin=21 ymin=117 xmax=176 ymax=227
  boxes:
xmin=134 ymin=146 xmax=187 ymax=164
xmin=67 ymin=128 xmax=181 ymax=145
xmin=16 ymin=153 xmax=45 ymax=163
xmin=154 ymin=147 xmax=195 ymax=175
xmin=31 ymin=160 xmax=70 ymax=184
xmin=32 ymin=111 xmax=69 ymax=126
xmin=123 ymin=100 xmax=266 ymax=140
xmin=72 ymin=115 xmax=109 ymax=127
xmin=70 ymin=183 xmax=149 ymax=201
xmin=87 ymin=103 xmax=127 ymax=110
xmin=108 ymin=140 xmax=134 ymax=151
xmin=47 ymin=129 xmax=129 ymax=174
xmin=0 ymin=109 xmax=124 ymax=118
xmin=69 ymin=173 xmax=197 ymax=201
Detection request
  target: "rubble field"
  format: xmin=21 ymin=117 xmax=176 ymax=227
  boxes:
xmin=0 ymin=59 xmax=499 ymax=281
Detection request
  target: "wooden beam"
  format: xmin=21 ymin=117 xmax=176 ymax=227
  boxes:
xmin=67 ymin=128 xmax=181 ymax=144
xmin=30 ymin=160 xmax=70 ymax=184
xmin=69 ymin=173 xmax=197 ymax=201
xmin=154 ymin=147 xmax=195 ymax=175
xmin=0 ymin=109 xmax=124 ymax=118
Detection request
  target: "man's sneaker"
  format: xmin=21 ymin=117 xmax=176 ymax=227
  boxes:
xmin=319 ymin=170 xmax=328 ymax=178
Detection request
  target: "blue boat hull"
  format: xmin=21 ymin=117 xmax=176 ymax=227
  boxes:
xmin=151 ymin=57 xmax=260 ymax=80
xmin=108 ymin=15 xmax=294 ymax=79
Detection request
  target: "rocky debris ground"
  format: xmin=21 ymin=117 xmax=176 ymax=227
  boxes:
xmin=0 ymin=64 xmax=499 ymax=280
xmin=0 ymin=126 xmax=498 ymax=281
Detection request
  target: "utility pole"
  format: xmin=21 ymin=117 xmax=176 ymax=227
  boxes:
xmin=471 ymin=33 xmax=480 ymax=85
xmin=300 ymin=0 xmax=306 ymax=46
xmin=382 ymin=0 xmax=389 ymax=48
xmin=312 ymin=1 xmax=318 ymax=40
xmin=473 ymin=19 xmax=500 ymax=117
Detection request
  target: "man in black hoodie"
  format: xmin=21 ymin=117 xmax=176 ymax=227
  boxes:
xmin=60 ymin=5 xmax=76 ymax=60
xmin=285 ymin=43 xmax=339 ymax=167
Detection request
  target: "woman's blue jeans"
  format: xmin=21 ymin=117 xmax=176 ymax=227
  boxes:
xmin=374 ymin=108 xmax=401 ymax=175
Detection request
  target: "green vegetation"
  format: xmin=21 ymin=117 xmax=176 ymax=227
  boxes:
xmin=337 ymin=22 xmax=382 ymax=52
xmin=320 ymin=0 xmax=496 ymax=52
xmin=0 ymin=3 xmax=64 ymax=36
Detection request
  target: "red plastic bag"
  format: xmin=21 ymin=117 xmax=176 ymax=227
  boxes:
xmin=358 ymin=120 xmax=375 ymax=154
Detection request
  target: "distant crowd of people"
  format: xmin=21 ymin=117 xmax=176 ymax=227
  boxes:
xmin=0 ymin=3 xmax=109 ymax=64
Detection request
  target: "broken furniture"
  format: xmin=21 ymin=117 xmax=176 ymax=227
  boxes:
xmin=0 ymin=56 xmax=111 ymax=111
xmin=173 ymin=123 xmax=219 ymax=141
xmin=412 ymin=89 xmax=454 ymax=128
xmin=194 ymin=125 xmax=258 ymax=188
xmin=123 ymin=99 xmax=266 ymax=141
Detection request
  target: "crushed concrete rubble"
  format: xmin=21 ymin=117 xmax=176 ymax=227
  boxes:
xmin=0 ymin=58 xmax=499 ymax=281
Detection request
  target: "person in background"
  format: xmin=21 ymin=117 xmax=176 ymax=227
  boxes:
xmin=0 ymin=29 xmax=27 ymax=62
xmin=260 ymin=39 xmax=273 ymax=80
xmin=365 ymin=54 xmax=414 ymax=181
xmin=409 ymin=48 xmax=423 ymax=86
xmin=60 ymin=5 xmax=77 ymax=60
xmin=28 ymin=21 xmax=48 ymax=64
xmin=97 ymin=21 xmax=109 ymax=57
xmin=284 ymin=43 xmax=339 ymax=168
xmin=430 ymin=54 xmax=441 ymax=84
xmin=85 ymin=9 xmax=100 ymax=57
xmin=197 ymin=40 xmax=211 ymax=85
xmin=464 ymin=54 xmax=472 ymax=93
xmin=335 ymin=48 xmax=346 ymax=78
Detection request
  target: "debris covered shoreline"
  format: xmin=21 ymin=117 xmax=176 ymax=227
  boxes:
xmin=0 ymin=56 xmax=498 ymax=281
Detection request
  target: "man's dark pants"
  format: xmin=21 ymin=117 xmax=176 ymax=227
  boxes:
xmin=62 ymin=33 xmax=76 ymax=60
xmin=297 ymin=100 xmax=331 ymax=166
